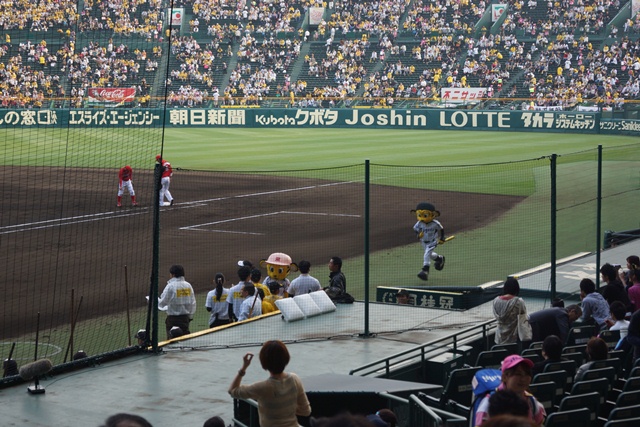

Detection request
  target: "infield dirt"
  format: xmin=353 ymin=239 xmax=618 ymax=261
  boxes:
xmin=1 ymin=167 xmax=522 ymax=338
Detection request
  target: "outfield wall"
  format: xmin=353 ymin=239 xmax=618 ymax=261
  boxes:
xmin=3 ymin=108 xmax=640 ymax=135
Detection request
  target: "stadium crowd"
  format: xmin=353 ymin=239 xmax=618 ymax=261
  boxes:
xmin=0 ymin=0 xmax=640 ymax=109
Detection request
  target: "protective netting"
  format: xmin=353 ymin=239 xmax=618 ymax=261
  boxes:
xmin=2 ymin=141 xmax=640 ymax=366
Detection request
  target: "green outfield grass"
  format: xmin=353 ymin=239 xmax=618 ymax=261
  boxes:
xmin=2 ymin=128 xmax=639 ymax=171
xmin=164 ymin=128 xmax=640 ymax=171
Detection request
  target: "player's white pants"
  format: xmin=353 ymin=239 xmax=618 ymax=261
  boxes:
xmin=421 ymin=241 xmax=439 ymax=267
xmin=118 ymin=180 xmax=135 ymax=196
xmin=159 ymin=177 xmax=173 ymax=205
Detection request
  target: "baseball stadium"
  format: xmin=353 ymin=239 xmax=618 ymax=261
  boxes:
xmin=1 ymin=0 xmax=640 ymax=426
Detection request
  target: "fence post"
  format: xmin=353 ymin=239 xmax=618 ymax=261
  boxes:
xmin=363 ymin=160 xmax=371 ymax=338
xmin=551 ymin=154 xmax=557 ymax=301
xmin=148 ymin=160 xmax=162 ymax=351
xmin=596 ymin=145 xmax=603 ymax=288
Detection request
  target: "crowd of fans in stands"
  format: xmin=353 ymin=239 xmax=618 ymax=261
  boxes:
xmin=404 ymin=0 xmax=486 ymax=37
xmin=1 ymin=0 xmax=640 ymax=109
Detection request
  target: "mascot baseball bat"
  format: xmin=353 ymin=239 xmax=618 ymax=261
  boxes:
xmin=19 ymin=359 xmax=52 ymax=381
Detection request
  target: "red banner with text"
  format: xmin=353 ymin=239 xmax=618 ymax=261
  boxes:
xmin=87 ymin=88 xmax=136 ymax=106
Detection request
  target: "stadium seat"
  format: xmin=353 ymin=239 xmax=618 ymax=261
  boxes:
xmin=607 ymin=351 xmax=626 ymax=374
xmin=532 ymin=370 xmax=568 ymax=405
xmin=491 ymin=342 xmax=518 ymax=355
xmin=522 ymin=348 xmax=542 ymax=359
xmin=557 ymin=391 xmax=600 ymax=424
xmin=563 ymin=352 xmax=585 ymax=368
xmin=603 ymin=417 xmax=640 ymax=427
xmin=562 ymin=344 xmax=587 ymax=355
xmin=566 ymin=326 xmax=595 ymax=346
xmin=523 ymin=353 xmax=543 ymax=364
xmin=629 ymin=366 xmax=640 ymax=380
xmin=528 ymin=381 xmax=556 ymax=414
xmin=562 ymin=345 xmax=587 ymax=365
xmin=598 ymin=330 xmax=621 ymax=349
xmin=621 ymin=350 xmax=636 ymax=379
xmin=589 ymin=358 xmax=622 ymax=379
xmin=608 ymin=350 xmax=625 ymax=360
xmin=580 ymin=367 xmax=617 ymax=392
xmin=607 ymin=405 xmax=640 ymax=422
xmin=603 ymin=382 xmax=640 ymax=420
xmin=614 ymin=389 xmax=640 ymax=408
xmin=529 ymin=341 xmax=544 ymax=350
xmin=474 ymin=349 xmax=508 ymax=369
xmin=570 ymin=378 xmax=610 ymax=405
xmin=544 ymin=407 xmax=591 ymax=427
xmin=438 ymin=366 xmax=481 ymax=407
xmin=544 ymin=360 xmax=577 ymax=393
xmin=622 ymin=376 xmax=640 ymax=392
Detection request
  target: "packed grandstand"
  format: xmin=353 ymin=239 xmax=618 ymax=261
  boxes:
xmin=1 ymin=0 xmax=640 ymax=110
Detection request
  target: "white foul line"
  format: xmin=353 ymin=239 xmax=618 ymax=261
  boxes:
xmin=180 ymin=210 xmax=360 ymax=232
xmin=0 ymin=211 xmax=149 ymax=235
xmin=3 ymin=181 xmax=359 ymax=234
xmin=180 ymin=212 xmax=283 ymax=230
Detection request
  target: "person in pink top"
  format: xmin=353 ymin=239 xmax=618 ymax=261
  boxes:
xmin=474 ymin=355 xmax=546 ymax=427
xmin=627 ymin=265 xmax=640 ymax=312
xmin=619 ymin=255 xmax=640 ymax=292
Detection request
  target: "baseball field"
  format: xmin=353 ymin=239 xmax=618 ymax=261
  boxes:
xmin=1 ymin=127 xmax=639 ymax=364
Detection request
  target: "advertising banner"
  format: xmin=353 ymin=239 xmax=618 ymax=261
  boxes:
xmin=492 ymin=4 xmax=507 ymax=22
xmin=2 ymin=108 xmax=637 ymax=135
xmin=441 ymin=88 xmax=487 ymax=103
xmin=309 ymin=7 xmax=325 ymax=26
xmin=170 ymin=8 xmax=184 ymax=26
xmin=87 ymin=88 xmax=136 ymax=106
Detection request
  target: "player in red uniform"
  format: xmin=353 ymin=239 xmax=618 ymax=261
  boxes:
xmin=156 ymin=154 xmax=174 ymax=206
xmin=117 ymin=165 xmax=137 ymax=207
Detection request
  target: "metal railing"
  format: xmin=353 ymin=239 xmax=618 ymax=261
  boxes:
xmin=349 ymin=319 xmax=497 ymax=378
xmin=231 ymin=391 xmax=470 ymax=427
